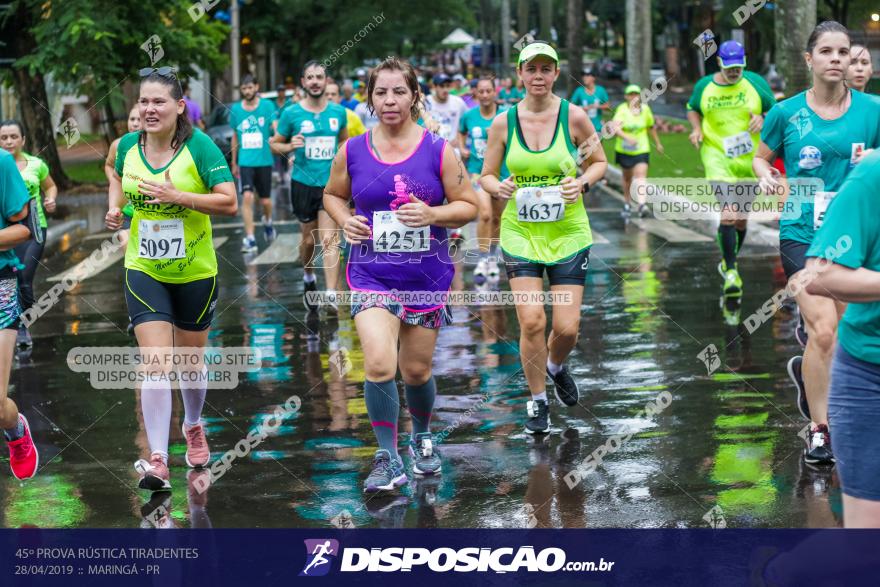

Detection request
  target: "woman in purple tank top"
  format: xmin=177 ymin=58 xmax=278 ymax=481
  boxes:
xmin=324 ymin=57 xmax=477 ymax=493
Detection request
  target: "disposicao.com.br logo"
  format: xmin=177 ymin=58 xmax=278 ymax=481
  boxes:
xmin=300 ymin=540 xmax=615 ymax=575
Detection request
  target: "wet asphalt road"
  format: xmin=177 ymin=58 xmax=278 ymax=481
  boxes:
xmin=0 ymin=187 xmax=839 ymax=529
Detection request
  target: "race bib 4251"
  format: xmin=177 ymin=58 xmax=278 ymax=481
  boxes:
xmin=372 ymin=211 xmax=430 ymax=253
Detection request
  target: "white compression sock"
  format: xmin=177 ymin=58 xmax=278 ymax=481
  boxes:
xmin=180 ymin=367 xmax=208 ymax=426
xmin=141 ymin=378 xmax=172 ymax=462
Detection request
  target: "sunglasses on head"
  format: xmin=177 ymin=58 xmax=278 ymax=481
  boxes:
xmin=139 ymin=66 xmax=178 ymax=79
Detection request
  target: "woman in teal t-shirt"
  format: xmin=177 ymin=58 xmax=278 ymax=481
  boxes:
xmin=0 ymin=119 xmax=58 ymax=348
xmin=570 ymin=69 xmax=610 ymax=132
xmin=754 ymin=20 xmax=880 ymax=468
xmin=805 ymin=148 xmax=880 ymax=526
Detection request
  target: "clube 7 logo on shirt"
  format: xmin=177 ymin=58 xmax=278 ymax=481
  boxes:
xmin=299 ymin=539 xmax=340 ymax=576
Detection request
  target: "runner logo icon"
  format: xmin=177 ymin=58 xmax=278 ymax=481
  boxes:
xmin=300 ymin=539 xmax=339 ymax=576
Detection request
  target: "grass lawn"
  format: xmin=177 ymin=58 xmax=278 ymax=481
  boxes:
xmin=63 ymin=160 xmax=108 ymax=184
xmin=601 ymin=116 xmax=705 ymax=179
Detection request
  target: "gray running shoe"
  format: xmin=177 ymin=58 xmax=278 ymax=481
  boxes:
xmin=363 ymin=449 xmax=408 ymax=493
xmin=408 ymin=432 xmax=442 ymax=476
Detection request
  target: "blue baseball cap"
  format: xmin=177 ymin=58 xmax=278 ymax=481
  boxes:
xmin=718 ymin=41 xmax=746 ymax=68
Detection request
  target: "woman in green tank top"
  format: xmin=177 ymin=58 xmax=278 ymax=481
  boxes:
xmin=481 ymin=41 xmax=607 ymax=436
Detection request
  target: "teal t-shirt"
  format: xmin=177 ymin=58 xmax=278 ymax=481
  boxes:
xmin=499 ymin=88 xmax=523 ymax=104
xmin=459 ymin=106 xmax=509 ymax=177
xmin=807 ymin=148 xmax=880 ymax=364
xmin=571 ymin=85 xmax=609 ymax=130
xmin=0 ymin=151 xmax=31 ymax=270
xmin=761 ymin=89 xmax=880 ymax=244
xmin=230 ymin=98 xmax=277 ymax=168
xmin=276 ymin=102 xmax=348 ymax=187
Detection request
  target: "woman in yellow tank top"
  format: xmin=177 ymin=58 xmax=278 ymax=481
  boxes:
xmin=481 ymin=41 xmax=607 ymax=435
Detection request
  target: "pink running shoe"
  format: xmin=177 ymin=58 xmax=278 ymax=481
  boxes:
xmin=182 ymin=422 xmax=210 ymax=468
xmin=135 ymin=453 xmax=170 ymax=491
xmin=7 ymin=414 xmax=38 ymax=480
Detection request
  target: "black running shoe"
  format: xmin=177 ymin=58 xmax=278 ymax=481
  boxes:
xmin=804 ymin=424 xmax=834 ymax=466
xmin=303 ymin=279 xmax=319 ymax=311
xmin=787 ymin=356 xmax=810 ymax=421
xmin=524 ymin=399 xmax=550 ymax=435
xmin=795 ymin=313 xmax=808 ymax=349
xmin=547 ymin=365 xmax=579 ymax=407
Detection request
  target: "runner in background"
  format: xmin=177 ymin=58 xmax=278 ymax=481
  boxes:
xmin=847 ymin=44 xmax=873 ymax=93
xmin=182 ymin=82 xmax=205 ymax=130
xmin=0 ymin=148 xmax=39 ymax=480
xmin=424 ymin=74 xmax=468 ymax=148
xmin=271 ymin=61 xmax=348 ymax=315
xmin=273 ymin=85 xmax=295 ymax=185
xmin=570 ymin=68 xmax=610 ymax=133
xmin=327 ymin=82 xmax=366 ymax=137
xmin=481 ymin=41 xmax=607 ymax=434
xmin=107 ymin=67 xmax=237 ymax=490
xmin=105 ymin=106 xmax=143 ymax=248
xmin=231 ymin=75 xmax=277 ymax=253
xmin=0 ymin=120 xmax=57 ymax=349
xmin=340 ymin=81 xmax=359 ymax=110
xmin=459 ymin=75 xmax=506 ymax=289
xmin=323 ymin=57 xmax=477 ymax=491
xmin=686 ymin=40 xmax=775 ymax=298
xmin=611 ymin=84 xmax=663 ymax=217
xmin=754 ymin=20 xmax=880 ymax=467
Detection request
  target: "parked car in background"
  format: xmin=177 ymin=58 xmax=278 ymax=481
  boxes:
xmin=595 ymin=57 xmax=624 ymax=79
xmin=621 ymin=63 xmax=666 ymax=83
xmin=206 ymin=89 xmax=297 ymax=161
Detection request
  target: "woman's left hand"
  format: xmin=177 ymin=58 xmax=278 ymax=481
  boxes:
xmin=559 ymin=176 xmax=582 ymax=202
xmin=395 ymin=194 xmax=436 ymax=227
xmin=140 ymin=170 xmax=184 ymax=205
xmin=43 ymin=197 xmax=56 ymax=213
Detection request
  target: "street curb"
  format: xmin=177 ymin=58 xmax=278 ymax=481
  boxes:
xmin=601 ymin=164 xmax=781 ymax=249
xmin=45 ymin=220 xmax=88 ymax=256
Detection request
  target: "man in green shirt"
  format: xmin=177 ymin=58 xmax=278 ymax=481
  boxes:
xmin=687 ymin=40 xmax=775 ymax=298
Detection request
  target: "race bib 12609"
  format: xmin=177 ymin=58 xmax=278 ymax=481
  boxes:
xmin=813 ymin=191 xmax=837 ymax=229
xmin=305 ymin=136 xmax=336 ymax=160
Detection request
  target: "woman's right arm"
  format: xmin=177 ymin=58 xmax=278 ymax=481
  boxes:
xmin=324 ymin=145 xmax=369 ymax=244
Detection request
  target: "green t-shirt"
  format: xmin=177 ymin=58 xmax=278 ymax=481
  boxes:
xmin=761 ymin=89 xmax=880 ymax=244
xmin=230 ymin=98 xmax=277 ymax=168
xmin=687 ymin=71 xmax=775 ymax=181
xmin=114 ymin=129 xmax=233 ymax=283
xmin=276 ymin=102 xmax=348 ymax=187
xmin=807 ymin=148 xmax=880 ymax=364
xmin=16 ymin=153 xmax=49 ymax=228
xmin=613 ymin=103 xmax=655 ymax=155
xmin=570 ymin=85 xmax=609 ymax=130
xmin=459 ymin=106 xmax=509 ymax=177
xmin=0 ymin=151 xmax=30 ymax=271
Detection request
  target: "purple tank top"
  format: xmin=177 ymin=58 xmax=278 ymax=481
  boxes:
xmin=346 ymin=130 xmax=452 ymax=311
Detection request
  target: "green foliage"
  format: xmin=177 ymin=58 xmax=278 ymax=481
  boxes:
xmin=13 ymin=0 xmax=229 ymax=99
xmin=241 ymin=0 xmax=475 ymax=75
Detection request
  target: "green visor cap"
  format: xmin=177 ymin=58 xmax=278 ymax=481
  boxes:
xmin=518 ymin=42 xmax=559 ymax=65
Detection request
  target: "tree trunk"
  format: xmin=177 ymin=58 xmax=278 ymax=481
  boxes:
xmin=518 ymin=0 xmax=530 ymax=38
xmin=501 ymin=0 xmax=512 ymax=73
xmin=625 ymin=0 xmax=651 ymax=88
xmin=566 ymin=0 xmax=583 ymax=96
xmin=776 ymin=0 xmax=816 ymax=95
xmin=10 ymin=2 xmax=72 ymax=190
xmin=538 ymin=0 xmax=552 ymax=42
xmin=103 ymin=101 xmax=119 ymax=145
